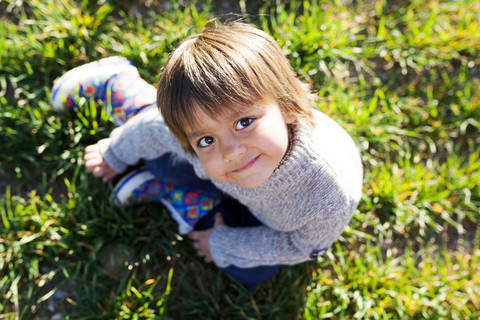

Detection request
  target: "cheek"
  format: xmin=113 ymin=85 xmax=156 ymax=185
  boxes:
xmin=198 ymin=154 xmax=222 ymax=179
xmin=257 ymin=127 xmax=289 ymax=155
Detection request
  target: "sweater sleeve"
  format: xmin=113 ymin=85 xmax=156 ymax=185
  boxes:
xmin=208 ymin=207 xmax=352 ymax=268
xmin=96 ymin=108 xmax=185 ymax=173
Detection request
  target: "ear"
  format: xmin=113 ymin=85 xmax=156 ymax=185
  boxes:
xmin=283 ymin=111 xmax=296 ymax=124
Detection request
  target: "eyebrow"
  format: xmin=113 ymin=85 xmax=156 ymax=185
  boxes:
xmin=186 ymin=129 xmax=204 ymax=142
xmin=185 ymin=120 xmax=218 ymax=142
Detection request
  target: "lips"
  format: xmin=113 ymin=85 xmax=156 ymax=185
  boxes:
xmin=233 ymin=155 xmax=260 ymax=173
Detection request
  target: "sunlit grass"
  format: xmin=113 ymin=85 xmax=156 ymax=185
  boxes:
xmin=304 ymin=241 xmax=480 ymax=319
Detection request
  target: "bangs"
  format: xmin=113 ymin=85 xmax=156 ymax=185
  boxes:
xmin=167 ymin=60 xmax=263 ymax=135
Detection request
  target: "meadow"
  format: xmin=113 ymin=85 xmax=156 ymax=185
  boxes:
xmin=0 ymin=0 xmax=479 ymax=319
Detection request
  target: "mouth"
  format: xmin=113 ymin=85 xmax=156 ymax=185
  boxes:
xmin=233 ymin=155 xmax=260 ymax=173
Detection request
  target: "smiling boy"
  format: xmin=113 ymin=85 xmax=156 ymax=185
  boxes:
xmin=52 ymin=22 xmax=363 ymax=287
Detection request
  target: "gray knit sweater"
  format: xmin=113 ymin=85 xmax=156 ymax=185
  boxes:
xmin=98 ymin=107 xmax=363 ymax=268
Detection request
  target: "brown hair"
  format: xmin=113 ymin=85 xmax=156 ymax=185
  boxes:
xmin=157 ymin=21 xmax=316 ymax=154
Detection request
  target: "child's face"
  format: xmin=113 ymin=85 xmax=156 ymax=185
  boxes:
xmin=185 ymin=101 xmax=295 ymax=188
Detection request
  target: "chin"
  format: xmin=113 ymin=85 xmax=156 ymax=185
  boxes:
xmin=217 ymin=173 xmax=269 ymax=189
xmin=236 ymin=178 xmax=266 ymax=189
xmin=238 ymin=183 xmax=257 ymax=189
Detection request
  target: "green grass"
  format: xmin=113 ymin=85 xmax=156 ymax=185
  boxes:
xmin=1 ymin=0 xmax=479 ymax=319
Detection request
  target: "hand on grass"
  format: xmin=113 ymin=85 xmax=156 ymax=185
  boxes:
xmin=188 ymin=213 xmax=224 ymax=263
xmin=84 ymin=144 xmax=118 ymax=182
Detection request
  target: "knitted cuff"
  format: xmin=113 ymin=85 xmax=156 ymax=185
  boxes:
xmin=97 ymin=138 xmax=128 ymax=173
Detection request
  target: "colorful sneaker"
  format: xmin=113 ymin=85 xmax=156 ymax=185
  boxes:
xmin=113 ymin=168 xmax=223 ymax=234
xmin=50 ymin=56 xmax=139 ymax=111
xmin=102 ymin=73 xmax=157 ymax=125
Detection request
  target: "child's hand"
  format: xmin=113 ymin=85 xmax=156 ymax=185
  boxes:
xmin=84 ymin=144 xmax=118 ymax=182
xmin=188 ymin=213 xmax=224 ymax=263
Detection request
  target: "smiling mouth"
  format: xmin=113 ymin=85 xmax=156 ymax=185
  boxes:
xmin=233 ymin=155 xmax=260 ymax=173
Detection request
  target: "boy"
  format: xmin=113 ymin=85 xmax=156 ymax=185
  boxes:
xmin=51 ymin=22 xmax=363 ymax=286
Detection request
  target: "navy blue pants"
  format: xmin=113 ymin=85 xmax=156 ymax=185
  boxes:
xmin=145 ymin=154 xmax=283 ymax=287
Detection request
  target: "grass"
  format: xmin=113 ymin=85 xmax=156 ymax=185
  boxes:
xmin=0 ymin=0 xmax=479 ymax=319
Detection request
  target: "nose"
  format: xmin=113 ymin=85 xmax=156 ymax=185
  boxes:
xmin=221 ymin=135 xmax=247 ymax=162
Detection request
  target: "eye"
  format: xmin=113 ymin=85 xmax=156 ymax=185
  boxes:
xmin=198 ymin=136 xmax=215 ymax=148
xmin=235 ymin=118 xmax=254 ymax=130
